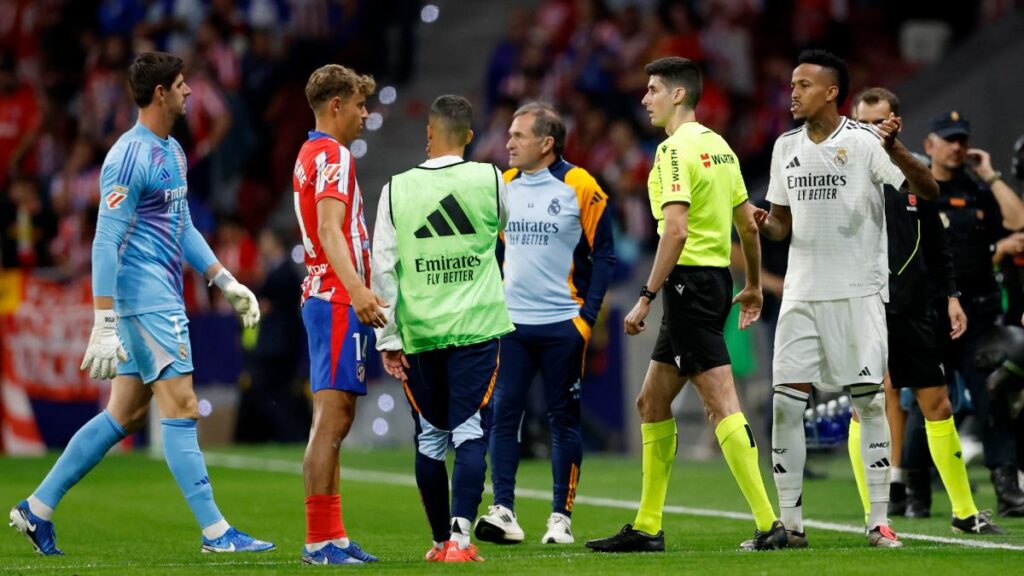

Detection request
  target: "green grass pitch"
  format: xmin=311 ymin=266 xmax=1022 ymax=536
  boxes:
xmin=3 ymin=445 xmax=1024 ymax=574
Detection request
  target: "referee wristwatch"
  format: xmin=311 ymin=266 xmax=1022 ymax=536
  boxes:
xmin=948 ymin=290 xmax=962 ymax=299
xmin=640 ymin=286 xmax=658 ymax=302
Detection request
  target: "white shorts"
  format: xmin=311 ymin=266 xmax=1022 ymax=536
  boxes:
xmin=772 ymin=294 xmax=887 ymax=392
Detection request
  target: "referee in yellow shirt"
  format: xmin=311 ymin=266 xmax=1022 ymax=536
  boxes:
xmin=585 ymin=56 xmax=786 ymax=553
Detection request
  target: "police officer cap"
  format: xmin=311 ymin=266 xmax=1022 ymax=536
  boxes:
xmin=931 ymin=111 xmax=970 ymax=139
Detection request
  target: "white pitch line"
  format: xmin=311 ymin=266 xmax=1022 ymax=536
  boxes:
xmin=201 ymin=453 xmax=1024 ymax=552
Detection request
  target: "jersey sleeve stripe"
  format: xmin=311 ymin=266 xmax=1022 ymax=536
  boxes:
xmin=116 ymin=142 xmax=131 ymax=183
xmin=117 ymin=142 xmax=141 ymax=185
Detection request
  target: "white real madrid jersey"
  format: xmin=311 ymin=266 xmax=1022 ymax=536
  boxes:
xmin=766 ymin=117 xmax=907 ymax=302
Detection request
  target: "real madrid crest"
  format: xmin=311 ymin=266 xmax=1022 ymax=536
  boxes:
xmin=835 ymin=148 xmax=848 ymax=166
xmin=548 ymin=198 xmax=561 ymax=216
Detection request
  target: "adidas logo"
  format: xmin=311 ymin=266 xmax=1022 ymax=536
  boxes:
xmin=414 ymin=194 xmax=476 ymax=238
xmin=773 ymin=463 xmax=787 ymax=474
xmin=785 ymin=156 xmax=801 ymax=169
xmin=869 ymin=457 xmax=890 ymax=469
xmin=858 ymin=366 xmax=872 ymax=377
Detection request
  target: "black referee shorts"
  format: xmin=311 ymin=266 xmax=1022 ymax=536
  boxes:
xmin=651 ymin=266 xmax=732 ymax=376
xmin=886 ymin=311 xmax=945 ymax=389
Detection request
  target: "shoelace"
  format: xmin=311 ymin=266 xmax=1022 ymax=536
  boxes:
xmin=975 ymin=510 xmax=994 ymax=530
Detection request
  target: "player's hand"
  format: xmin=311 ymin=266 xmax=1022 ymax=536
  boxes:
xmin=382 ymin=349 xmax=409 ymax=381
xmin=948 ymin=297 xmax=967 ymax=340
xmin=80 ymin=310 xmax=128 ymax=380
xmin=877 ymin=113 xmax=901 ymax=150
xmin=624 ymin=297 xmax=651 ymax=336
xmin=351 ymin=286 xmax=389 ymax=328
xmin=732 ymin=285 xmax=763 ymax=331
xmin=213 ymin=269 xmax=260 ymax=328
xmin=752 ymin=207 xmax=769 ymax=229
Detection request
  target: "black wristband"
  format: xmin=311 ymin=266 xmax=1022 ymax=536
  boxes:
xmin=640 ymin=286 xmax=657 ymax=301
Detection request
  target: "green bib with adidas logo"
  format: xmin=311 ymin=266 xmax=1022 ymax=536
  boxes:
xmin=389 ymin=160 xmax=513 ymax=353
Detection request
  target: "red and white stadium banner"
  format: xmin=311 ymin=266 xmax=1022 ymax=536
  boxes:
xmin=0 ymin=272 xmax=110 ymax=455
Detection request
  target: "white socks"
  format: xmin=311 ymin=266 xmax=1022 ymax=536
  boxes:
xmin=450 ymin=517 xmax=472 ymax=549
xmin=772 ymin=388 xmax=810 ymax=533
xmin=850 ymin=385 xmax=891 ymax=529
xmin=305 ymin=537 xmax=351 ymax=551
xmin=27 ymin=495 xmax=54 ymax=521
xmin=202 ymin=518 xmax=231 ymax=540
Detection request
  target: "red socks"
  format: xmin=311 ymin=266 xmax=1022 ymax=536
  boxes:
xmin=305 ymin=494 xmax=346 ymax=543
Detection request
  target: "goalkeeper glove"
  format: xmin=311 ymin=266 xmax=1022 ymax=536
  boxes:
xmin=80 ymin=310 xmax=128 ymax=380
xmin=212 ymin=268 xmax=260 ymax=328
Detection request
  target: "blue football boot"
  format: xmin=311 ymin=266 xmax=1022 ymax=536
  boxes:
xmin=301 ymin=541 xmax=378 ymax=565
xmin=9 ymin=500 xmax=63 ymax=556
xmin=201 ymin=526 xmax=275 ymax=553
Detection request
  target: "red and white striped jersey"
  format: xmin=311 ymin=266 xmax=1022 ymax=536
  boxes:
xmin=292 ymin=130 xmax=370 ymax=305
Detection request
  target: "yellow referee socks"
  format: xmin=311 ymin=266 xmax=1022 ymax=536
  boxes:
xmin=716 ymin=412 xmax=775 ymax=532
xmin=926 ymin=416 xmax=979 ymax=520
xmin=633 ymin=418 xmax=677 ymax=535
xmin=847 ymin=419 xmax=870 ymax=522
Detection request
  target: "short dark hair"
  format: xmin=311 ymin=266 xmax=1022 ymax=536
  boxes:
xmin=797 ymin=49 xmax=849 ymax=107
xmin=513 ymin=101 xmax=566 ymax=157
xmin=129 ymin=52 xmax=185 ymax=107
xmin=429 ymin=94 xmax=473 ymax=141
xmin=644 ymin=56 xmax=702 ymax=109
xmin=851 ymin=87 xmax=900 ymax=117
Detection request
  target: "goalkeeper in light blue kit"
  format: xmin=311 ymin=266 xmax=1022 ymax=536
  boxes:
xmin=8 ymin=52 xmax=274 ymax=556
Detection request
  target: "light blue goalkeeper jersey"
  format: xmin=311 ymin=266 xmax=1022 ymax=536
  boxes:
xmin=94 ymin=122 xmax=216 ymax=317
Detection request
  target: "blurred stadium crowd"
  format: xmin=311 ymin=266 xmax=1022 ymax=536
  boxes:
xmin=0 ymin=0 xmax=1008 ymax=279
xmin=0 ymin=0 xmax=1019 ymax=449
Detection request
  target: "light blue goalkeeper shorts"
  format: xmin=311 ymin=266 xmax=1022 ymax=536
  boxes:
xmin=117 ymin=310 xmax=194 ymax=384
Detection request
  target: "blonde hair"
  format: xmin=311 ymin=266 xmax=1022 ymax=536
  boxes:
xmin=305 ymin=64 xmax=376 ymax=111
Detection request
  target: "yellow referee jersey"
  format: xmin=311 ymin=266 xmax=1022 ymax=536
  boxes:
xmin=648 ymin=121 xmax=747 ymax=268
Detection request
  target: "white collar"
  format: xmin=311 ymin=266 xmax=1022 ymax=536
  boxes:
xmin=420 ymin=155 xmax=464 ymax=168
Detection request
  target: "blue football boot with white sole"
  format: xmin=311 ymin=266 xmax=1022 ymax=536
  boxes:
xmin=9 ymin=500 xmax=63 ymax=556
xmin=301 ymin=541 xmax=378 ymax=565
xmin=201 ymin=526 xmax=275 ymax=553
